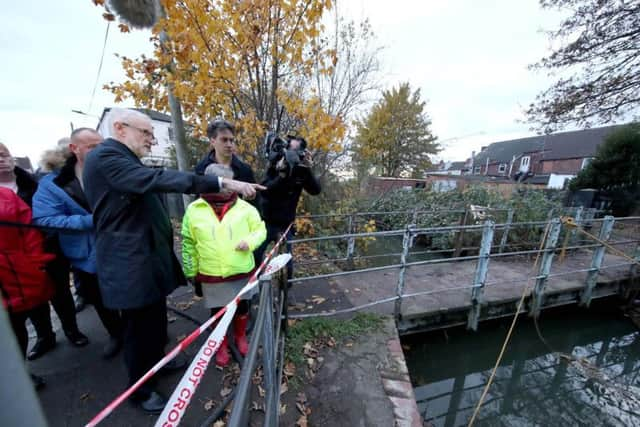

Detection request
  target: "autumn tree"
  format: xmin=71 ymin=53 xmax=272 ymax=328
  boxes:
xmin=570 ymin=123 xmax=640 ymax=214
xmin=527 ymin=0 xmax=640 ymax=132
xmin=103 ymin=0 xmax=346 ymax=171
xmin=353 ymin=83 xmax=439 ymax=178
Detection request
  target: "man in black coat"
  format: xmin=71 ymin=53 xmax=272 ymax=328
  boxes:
xmin=83 ymin=109 xmax=262 ymax=413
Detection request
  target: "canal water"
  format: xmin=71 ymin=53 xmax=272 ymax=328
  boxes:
xmin=402 ymin=303 xmax=640 ymax=426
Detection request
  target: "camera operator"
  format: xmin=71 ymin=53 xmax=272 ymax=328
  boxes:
xmin=257 ymin=136 xmax=321 ymax=281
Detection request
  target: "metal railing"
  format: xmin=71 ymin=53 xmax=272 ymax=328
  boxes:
xmin=286 ymin=213 xmax=640 ymax=331
xmin=228 ymin=269 xmax=288 ymax=427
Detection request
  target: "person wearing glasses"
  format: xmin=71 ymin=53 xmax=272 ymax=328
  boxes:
xmin=82 ymin=109 xmax=264 ymax=413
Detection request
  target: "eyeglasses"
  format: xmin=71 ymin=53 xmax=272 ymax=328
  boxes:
xmin=122 ymin=122 xmax=157 ymax=143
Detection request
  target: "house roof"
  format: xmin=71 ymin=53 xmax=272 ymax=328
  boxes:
xmin=473 ymin=137 xmax=543 ymax=165
xmin=473 ymin=124 xmax=624 ymax=165
xmin=540 ymin=125 xmax=622 ymax=160
xmin=449 ymin=161 xmax=467 ymax=170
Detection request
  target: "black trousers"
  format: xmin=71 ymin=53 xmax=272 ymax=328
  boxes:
xmin=8 ymin=310 xmax=30 ymax=357
xmin=75 ymin=270 xmax=123 ymax=338
xmin=28 ymin=258 xmax=79 ymax=340
xmin=121 ymin=298 xmax=168 ymax=400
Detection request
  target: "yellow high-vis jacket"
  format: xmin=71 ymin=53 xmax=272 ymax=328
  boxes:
xmin=181 ymin=197 xmax=266 ymax=279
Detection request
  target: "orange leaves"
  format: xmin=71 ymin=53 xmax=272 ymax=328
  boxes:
xmin=106 ymin=0 xmax=343 ymax=168
xmin=102 ymin=12 xmax=115 ymax=21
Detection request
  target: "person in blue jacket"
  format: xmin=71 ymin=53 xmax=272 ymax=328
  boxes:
xmin=32 ymin=128 xmax=123 ymax=358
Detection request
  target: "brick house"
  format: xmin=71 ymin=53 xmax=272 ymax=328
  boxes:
xmin=471 ymin=125 xmax=623 ymax=188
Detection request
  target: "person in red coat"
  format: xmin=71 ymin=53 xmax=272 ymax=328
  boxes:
xmin=0 ymin=187 xmax=55 ymax=389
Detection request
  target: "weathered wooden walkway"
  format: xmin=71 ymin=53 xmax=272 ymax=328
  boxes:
xmin=288 ymin=215 xmax=640 ymax=334
xmin=330 ymin=251 xmax=636 ymax=333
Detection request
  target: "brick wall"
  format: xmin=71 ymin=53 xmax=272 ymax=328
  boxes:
xmin=541 ymin=158 xmax=584 ymax=174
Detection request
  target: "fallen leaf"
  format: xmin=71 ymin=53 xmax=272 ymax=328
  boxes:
xmin=79 ymin=393 xmax=91 ymax=402
xmin=290 ymin=302 xmax=306 ymax=311
xmin=204 ymin=399 xmax=215 ymax=411
xmin=176 ymin=334 xmax=187 ymax=342
xmin=176 ymin=301 xmax=194 ymax=311
xmin=306 ymin=358 xmax=315 ymax=368
xmin=284 ymin=362 xmax=296 ymax=378
xmin=327 ymin=337 xmax=336 ymax=347
xmin=168 ymin=316 xmax=178 ymax=323
xmin=220 ymin=387 xmax=232 ymax=398
xmin=280 ymin=382 xmax=288 ymax=395
xmin=354 ymin=288 xmax=361 ymax=292
xmin=345 ymin=342 xmax=353 ymax=347
xmin=213 ymin=421 xmax=225 ymax=427
xmin=251 ymin=401 xmax=263 ymax=412
xmin=258 ymin=385 xmax=265 ymax=397
xmin=296 ymin=415 xmax=308 ymax=427
xmin=296 ymin=402 xmax=306 ymax=414
xmin=287 ymin=319 xmax=298 ymax=327
xmin=296 ymin=392 xmax=307 ymax=404
xmin=310 ymin=295 xmax=326 ymax=305
xmin=402 ymin=344 xmax=411 ymax=351
xmin=280 ymin=403 xmax=287 ymax=415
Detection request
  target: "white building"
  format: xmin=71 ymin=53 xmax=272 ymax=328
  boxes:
xmin=96 ymin=107 xmax=174 ymax=167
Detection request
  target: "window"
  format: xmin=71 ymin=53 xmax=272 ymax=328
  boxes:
xmin=474 ymin=166 xmax=481 ymax=174
xmin=581 ymin=157 xmax=593 ymax=170
xmin=498 ymin=163 xmax=507 ymax=174
xmin=521 ymin=156 xmax=530 ymax=167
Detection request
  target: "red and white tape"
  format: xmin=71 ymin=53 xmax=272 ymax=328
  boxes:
xmin=156 ymin=253 xmax=292 ymax=427
xmin=85 ymin=224 xmax=292 ymax=427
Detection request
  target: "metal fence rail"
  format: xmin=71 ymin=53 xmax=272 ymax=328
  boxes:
xmin=228 ymin=272 xmax=287 ymax=427
xmin=286 ymin=215 xmax=640 ymax=330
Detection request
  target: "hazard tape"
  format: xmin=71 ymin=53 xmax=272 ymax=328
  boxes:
xmin=156 ymin=253 xmax=292 ymax=427
xmin=156 ymin=300 xmax=237 ymax=427
xmin=85 ymin=223 xmax=293 ymax=427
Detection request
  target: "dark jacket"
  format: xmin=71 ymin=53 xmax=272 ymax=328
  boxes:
xmin=32 ymin=157 xmax=96 ymax=274
xmin=260 ymin=165 xmax=321 ymax=227
xmin=83 ymin=138 xmax=222 ymax=310
xmin=14 ymin=166 xmax=38 ymax=207
xmin=194 ymin=151 xmax=256 ymax=184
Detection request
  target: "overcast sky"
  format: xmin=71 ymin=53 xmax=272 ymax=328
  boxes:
xmin=1 ymin=0 xmax=572 ymax=166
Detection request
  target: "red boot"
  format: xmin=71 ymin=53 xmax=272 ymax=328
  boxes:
xmin=234 ymin=313 xmax=249 ymax=356
xmin=215 ymin=336 xmax=230 ymax=367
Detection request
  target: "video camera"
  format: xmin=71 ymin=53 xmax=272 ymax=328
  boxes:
xmin=264 ymin=132 xmax=309 ymax=173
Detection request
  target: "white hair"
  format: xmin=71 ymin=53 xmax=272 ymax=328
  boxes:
xmin=204 ymin=163 xmax=234 ymax=179
xmin=109 ymin=108 xmax=151 ymax=135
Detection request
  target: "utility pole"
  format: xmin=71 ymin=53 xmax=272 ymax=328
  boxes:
xmin=153 ymin=0 xmax=191 ymax=209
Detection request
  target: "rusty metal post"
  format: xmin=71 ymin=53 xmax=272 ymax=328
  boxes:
xmin=580 ymin=216 xmax=615 ymax=307
xmin=394 ymin=225 xmax=413 ymax=322
xmin=467 ymin=220 xmax=495 ymax=331
xmin=529 ymin=218 xmax=562 ymax=317
xmin=499 ymin=208 xmax=514 ymax=253
xmin=453 ymin=208 xmax=469 ymax=258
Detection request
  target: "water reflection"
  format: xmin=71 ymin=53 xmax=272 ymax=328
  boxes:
xmin=404 ymin=307 xmax=640 ymax=427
